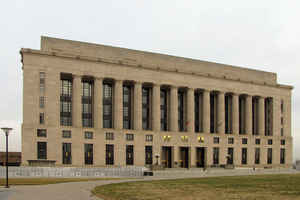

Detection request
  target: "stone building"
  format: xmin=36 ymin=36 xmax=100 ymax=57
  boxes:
xmin=20 ymin=36 xmax=293 ymax=168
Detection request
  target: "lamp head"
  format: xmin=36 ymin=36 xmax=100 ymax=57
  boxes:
xmin=1 ymin=127 xmax=13 ymax=136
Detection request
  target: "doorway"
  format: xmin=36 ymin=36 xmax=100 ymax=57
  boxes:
xmin=162 ymin=146 xmax=172 ymax=168
xmin=196 ymin=147 xmax=206 ymax=168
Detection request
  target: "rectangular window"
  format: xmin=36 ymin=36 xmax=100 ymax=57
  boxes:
xmin=123 ymin=84 xmax=133 ymax=129
xmin=255 ymin=138 xmax=260 ymax=145
xmin=37 ymin=129 xmax=47 ymax=137
xmin=239 ymin=95 xmax=246 ymax=134
xmin=106 ymin=144 xmax=114 ymax=165
xmin=227 ymin=148 xmax=234 ymax=165
xmin=252 ymin=97 xmax=259 ymax=135
xmin=267 ymin=148 xmax=272 ymax=164
xmin=281 ymin=128 xmax=284 ymax=136
xmin=228 ymin=137 xmax=234 ymax=144
xmin=213 ymin=147 xmax=219 ymax=165
xmin=280 ymin=148 xmax=285 ymax=164
xmin=225 ymin=94 xmax=233 ymax=134
xmin=255 ymin=148 xmax=260 ymax=164
xmin=62 ymin=143 xmax=72 ymax=165
xmin=281 ymin=140 xmax=285 ymax=145
xmin=265 ymin=97 xmax=273 ymax=136
xmin=281 ymin=117 xmax=284 ymax=125
xmin=84 ymin=131 xmax=93 ymax=139
xmin=82 ymin=80 xmax=93 ymax=128
xmin=39 ymin=113 xmax=45 ymax=124
xmin=105 ymin=132 xmax=114 ymax=140
xmin=145 ymin=146 xmax=153 ymax=165
xmin=126 ymin=134 xmax=134 ymax=141
xmin=103 ymin=82 xmax=113 ymax=128
xmin=281 ymin=100 xmax=284 ymax=113
xmin=126 ymin=145 xmax=134 ymax=165
xmin=213 ymin=137 xmax=220 ymax=144
xmin=242 ymin=148 xmax=247 ymax=165
xmin=160 ymin=88 xmax=168 ymax=131
xmin=268 ymin=139 xmax=273 ymax=145
xmin=194 ymin=91 xmax=203 ymax=133
xmin=39 ymin=96 xmax=45 ymax=108
xmin=146 ymin=135 xmax=153 ymax=142
xmin=142 ymin=87 xmax=151 ymax=130
xmin=84 ymin=144 xmax=93 ymax=165
xmin=62 ymin=130 xmax=71 ymax=138
xmin=210 ymin=92 xmax=218 ymax=133
xmin=60 ymin=75 xmax=72 ymax=126
xmin=37 ymin=142 xmax=47 ymax=159
xmin=40 ymin=72 xmax=45 ymax=93
xmin=178 ymin=90 xmax=186 ymax=132
xmin=242 ymin=138 xmax=248 ymax=144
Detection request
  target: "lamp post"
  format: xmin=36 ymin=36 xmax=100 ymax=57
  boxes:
xmin=1 ymin=127 xmax=12 ymax=188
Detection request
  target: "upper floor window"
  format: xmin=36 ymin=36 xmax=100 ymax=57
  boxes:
xmin=62 ymin=130 xmax=71 ymax=138
xmin=60 ymin=74 xmax=73 ymax=126
xmin=213 ymin=137 xmax=220 ymax=144
xmin=178 ymin=89 xmax=186 ymax=132
xmin=84 ymin=131 xmax=93 ymax=139
xmin=123 ymin=84 xmax=133 ymax=129
xmin=126 ymin=133 xmax=134 ymax=141
xmin=160 ymin=88 xmax=169 ymax=131
xmin=242 ymin=138 xmax=248 ymax=145
xmin=37 ymin=129 xmax=47 ymax=137
xmin=39 ymin=113 xmax=45 ymax=124
xmin=145 ymin=135 xmax=153 ymax=142
xmin=39 ymin=96 xmax=45 ymax=108
xmin=228 ymin=137 xmax=234 ymax=144
xmin=82 ymin=79 xmax=93 ymax=128
xmin=105 ymin=132 xmax=114 ymax=140
xmin=142 ymin=87 xmax=151 ymax=130
xmin=103 ymin=82 xmax=113 ymax=128
xmin=40 ymin=72 xmax=45 ymax=93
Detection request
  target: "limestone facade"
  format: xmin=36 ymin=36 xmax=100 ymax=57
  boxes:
xmin=20 ymin=36 xmax=293 ymax=168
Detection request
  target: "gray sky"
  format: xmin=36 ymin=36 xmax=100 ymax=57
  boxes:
xmin=0 ymin=0 xmax=299 ymax=161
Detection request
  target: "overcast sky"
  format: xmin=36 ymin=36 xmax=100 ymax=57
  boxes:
xmin=0 ymin=0 xmax=299 ymax=161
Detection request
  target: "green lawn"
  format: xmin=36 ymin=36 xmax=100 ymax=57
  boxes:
xmin=0 ymin=177 xmax=124 ymax=186
xmin=92 ymin=174 xmax=300 ymax=200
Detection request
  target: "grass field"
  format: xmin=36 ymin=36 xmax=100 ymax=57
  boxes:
xmin=0 ymin=177 xmax=124 ymax=186
xmin=92 ymin=174 xmax=300 ymax=200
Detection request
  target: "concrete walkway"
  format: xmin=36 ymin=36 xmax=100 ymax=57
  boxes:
xmin=1 ymin=169 xmax=299 ymax=200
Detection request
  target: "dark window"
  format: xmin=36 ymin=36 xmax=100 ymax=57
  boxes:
xmin=105 ymin=132 xmax=114 ymax=140
xmin=145 ymin=146 xmax=153 ymax=165
xmin=62 ymin=130 xmax=71 ymax=138
xmin=145 ymin=135 xmax=153 ymax=142
xmin=268 ymin=139 xmax=273 ymax=145
xmin=227 ymin=148 xmax=234 ymax=165
xmin=103 ymin=82 xmax=113 ymax=128
xmin=228 ymin=137 xmax=234 ymax=144
xmin=213 ymin=147 xmax=219 ymax=165
xmin=225 ymin=94 xmax=233 ymax=134
xmin=178 ymin=90 xmax=186 ymax=132
xmin=267 ymin=148 xmax=272 ymax=164
xmin=281 ymin=100 xmax=284 ymax=113
xmin=194 ymin=91 xmax=203 ymax=133
xmin=84 ymin=144 xmax=93 ymax=165
xmin=213 ymin=137 xmax=219 ymax=144
xmin=82 ymin=80 xmax=93 ymax=128
xmin=242 ymin=148 xmax=247 ymax=165
xmin=210 ymin=92 xmax=218 ymax=133
xmin=126 ymin=134 xmax=134 ymax=141
xmin=265 ymin=98 xmax=273 ymax=136
xmin=106 ymin=144 xmax=114 ymax=165
xmin=37 ymin=129 xmax=47 ymax=137
xmin=126 ymin=145 xmax=134 ymax=165
xmin=62 ymin=143 xmax=72 ymax=165
xmin=281 ymin=128 xmax=284 ymax=136
xmin=84 ymin=131 xmax=93 ymax=139
xmin=142 ymin=87 xmax=151 ymax=130
xmin=255 ymin=148 xmax=260 ymax=164
xmin=255 ymin=138 xmax=260 ymax=145
xmin=281 ymin=140 xmax=285 ymax=145
xmin=39 ymin=113 xmax=44 ymax=124
xmin=242 ymin=138 xmax=248 ymax=144
xmin=37 ymin=142 xmax=47 ymax=159
xmin=40 ymin=96 xmax=45 ymax=108
xmin=281 ymin=117 xmax=284 ymax=125
xmin=239 ymin=95 xmax=246 ymax=135
xmin=40 ymin=72 xmax=45 ymax=93
xmin=252 ymin=97 xmax=259 ymax=135
xmin=123 ymin=85 xmax=132 ymax=129
xmin=60 ymin=77 xmax=72 ymax=126
xmin=160 ymin=88 xmax=168 ymax=131
xmin=280 ymin=148 xmax=285 ymax=164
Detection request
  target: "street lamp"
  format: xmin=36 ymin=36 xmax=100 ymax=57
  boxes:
xmin=1 ymin=127 xmax=12 ymax=188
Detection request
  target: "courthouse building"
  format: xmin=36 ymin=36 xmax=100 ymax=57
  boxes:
xmin=20 ymin=36 xmax=293 ymax=168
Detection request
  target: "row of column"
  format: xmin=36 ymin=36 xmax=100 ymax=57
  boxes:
xmin=71 ymin=76 xmax=267 ymax=135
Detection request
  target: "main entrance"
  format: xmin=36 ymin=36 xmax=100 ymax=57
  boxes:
xmin=179 ymin=147 xmax=189 ymax=168
xmin=196 ymin=147 xmax=206 ymax=168
xmin=162 ymin=146 xmax=172 ymax=168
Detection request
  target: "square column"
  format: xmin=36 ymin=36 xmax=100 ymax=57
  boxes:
xmin=170 ymin=86 xmax=178 ymax=132
xmin=232 ymin=93 xmax=239 ymax=134
xmin=114 ymin=80 xmax=123 ymax=130
xmin=73 ymin=75 xmax=82 ymax=127
xmin=217 ymin=91 xmax=225 ymax=134
xmin=245 ymin=95 xmax=253 ymax=135
xmin=187 ymin=88 xmax=195 ymax=133
xmin=259 ymin=96 xmax=265 ymax=135
xmin=134 ymin=81 xmax=142 ymax=130
xmin=203 ymin=89 xmax=210 ymax=133
xmin=152 ymin=84 xmax=161 ymax=131
xmin=94 ymin=77 xmax=103 ymax=129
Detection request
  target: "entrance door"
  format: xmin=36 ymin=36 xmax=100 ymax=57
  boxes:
xmin=180 ymin=147 xmax=189 ymax=168
xmin=196 ymin=147 xmax=206 ymax=168
xmin=126 ymin=145 xmax=134 ymax=165
xmin=162 ymin=147 xmax=172 ymax=168
xmin=106 ymin=144 xmax=114 ymax=165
